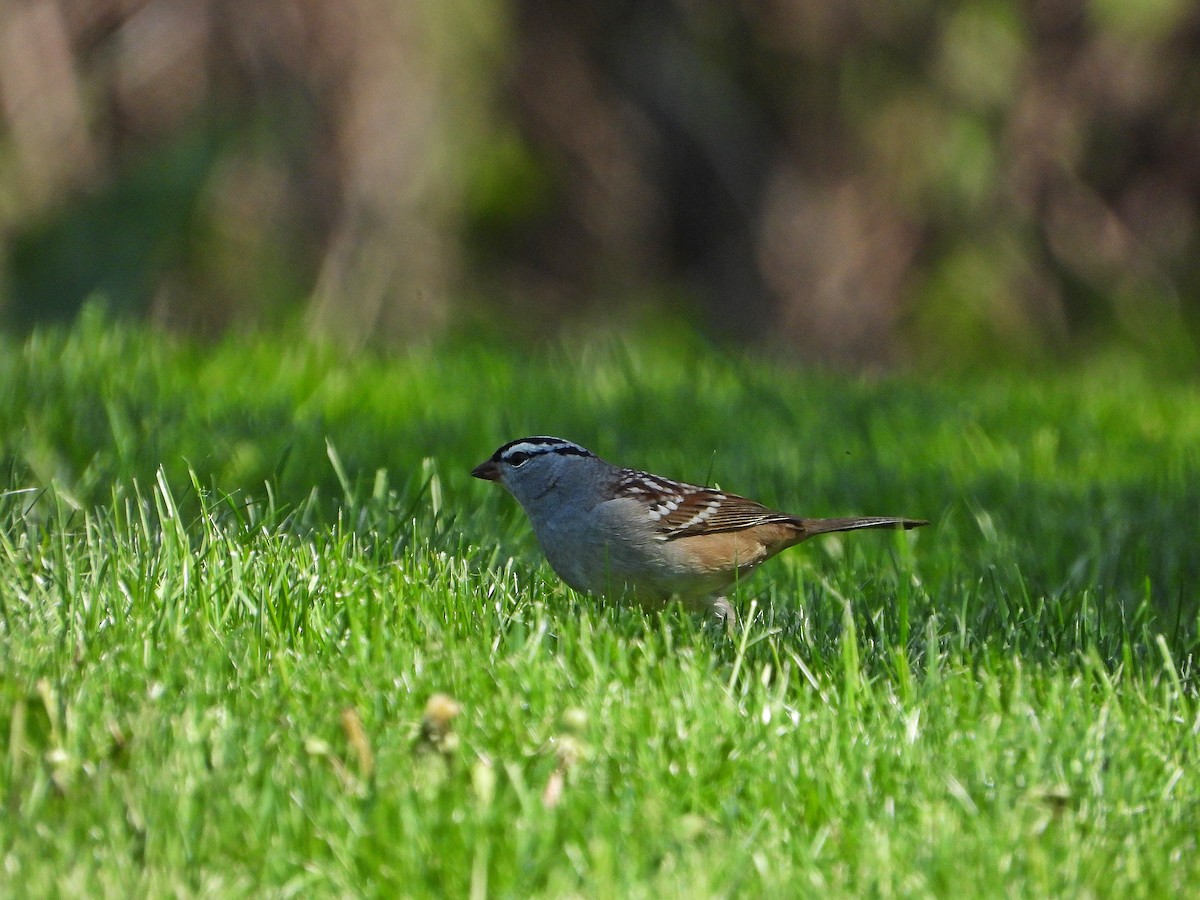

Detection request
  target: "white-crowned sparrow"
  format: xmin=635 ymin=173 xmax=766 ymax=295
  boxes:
xmin=472 ymin=436 xmax=927 ymax=625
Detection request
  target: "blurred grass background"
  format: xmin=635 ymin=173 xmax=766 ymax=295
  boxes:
xmin=1 ymin=0 xmax=1198 ymax=371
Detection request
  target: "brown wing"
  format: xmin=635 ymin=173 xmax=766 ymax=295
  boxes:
xmin=615 ymin=469 xmax=926 ymax=545
xmin=615 ymin=469 xmax=800 ymax=540
xmin=658 ymin=490 xmax=800 ymax=539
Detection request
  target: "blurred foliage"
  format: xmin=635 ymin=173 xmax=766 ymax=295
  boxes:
xmin=0 ymin=0 xmax=1198 ymax=371
xmin=5 ymin=124 xmax=315 ymax=333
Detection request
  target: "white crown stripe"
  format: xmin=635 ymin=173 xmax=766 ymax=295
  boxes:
xmin=502 ymin=442 xmax=551 ymax=457
xmin=500 ymin=439 xmax=590 ymax=461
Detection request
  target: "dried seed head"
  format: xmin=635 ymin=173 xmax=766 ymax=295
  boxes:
xmin=418 ymin=692 xmax=462 ymax=753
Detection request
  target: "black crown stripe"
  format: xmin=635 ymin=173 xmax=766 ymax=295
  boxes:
xmin=492 ymin=437 xmax=594 ymax=462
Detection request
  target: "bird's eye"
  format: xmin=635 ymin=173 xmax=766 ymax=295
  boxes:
xmin=507 ymin=451 xmax=532 ymax=467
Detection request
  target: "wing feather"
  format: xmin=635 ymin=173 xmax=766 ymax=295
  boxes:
xmin=616 ymin=469 xmax=799 ymax=540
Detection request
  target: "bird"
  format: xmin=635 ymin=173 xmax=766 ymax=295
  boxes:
xmin=472 ymin=436 xmax=927 ymax=627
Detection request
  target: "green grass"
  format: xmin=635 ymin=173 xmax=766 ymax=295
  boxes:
xmin=1 ymin=309 xmax=1198 ymax=897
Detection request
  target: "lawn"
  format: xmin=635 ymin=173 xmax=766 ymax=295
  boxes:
xmin=1 ymin=310 xmax=1198 ymax=897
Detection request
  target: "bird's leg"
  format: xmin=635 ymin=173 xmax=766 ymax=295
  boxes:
xmin=708 ymin=596 xmax=738 ymax=635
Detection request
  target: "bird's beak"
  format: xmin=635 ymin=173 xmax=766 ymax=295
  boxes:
xmin=471 ymin=459 xmax=501 ymax=481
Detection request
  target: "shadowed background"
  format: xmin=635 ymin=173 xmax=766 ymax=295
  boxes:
xmin=1 ymin=0 xmax=1198 ymax=370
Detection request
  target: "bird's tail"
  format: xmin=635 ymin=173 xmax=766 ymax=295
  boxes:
xmin=800 ymin=516 xmax=928 ymax=536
